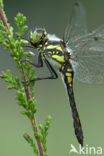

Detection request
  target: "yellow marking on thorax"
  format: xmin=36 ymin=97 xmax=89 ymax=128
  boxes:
xmin=39 ymin=44 xmax=43 ymax=48
xmin=45 ymin=42 xmax=48 ymax=45
xmin=61 ymin=65 xmax=64 ymax=70
xmin=56 ymin=51 xmax=59 ymax=54
xmin=47 ymin=45 xmax=62 ymax=51
xmin=53 ymin=51 xmax=55 ymax=54
xmin=43 ymin=46 xmax=46 ymax=50
xmin=52 ymin=55 xmax=65 ymax=63
xmin=48 ymin=51 xmax=52 ymax=54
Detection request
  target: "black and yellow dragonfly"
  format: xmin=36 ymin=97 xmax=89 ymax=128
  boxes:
xmin=25 ymin=1 xmax=104 ymax=146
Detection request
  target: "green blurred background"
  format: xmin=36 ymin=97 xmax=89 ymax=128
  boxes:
xmin=0 ymin=0 xmax=104 ymax=155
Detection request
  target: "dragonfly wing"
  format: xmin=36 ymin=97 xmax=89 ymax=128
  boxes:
xmin=64 ymin=1 xmax=88 ymax=43
xmin=70 ymin=25 xmax=104 ymax=84
xmin=60 ymin=61 xmax=83 ymax=146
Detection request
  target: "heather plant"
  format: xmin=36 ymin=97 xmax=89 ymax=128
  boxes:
xmin=0 ymin=0 xmax=51 ymax=155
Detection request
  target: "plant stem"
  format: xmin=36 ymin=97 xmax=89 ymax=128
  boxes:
xmin=0 ymin=6 xmax=44 ymax=156
xmin=21 ymin=65 xmax=44 ymax=156
xmin=21 ymin=65 xmax=30 ymax=100
xmin=0 ymin=6 xmax=10 ymax=33
xmin=33 ymin=116 xmax=44 ymax=156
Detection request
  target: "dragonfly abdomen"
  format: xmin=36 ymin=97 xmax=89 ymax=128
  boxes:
xmin=60 ymin=61 xmax=83 ymax=146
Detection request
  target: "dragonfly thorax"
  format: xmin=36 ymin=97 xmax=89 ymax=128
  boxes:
xmin=29 ymin=28 xmax=72 ymax=65
xmin=42 ymin=39 xmax=66 ymax=64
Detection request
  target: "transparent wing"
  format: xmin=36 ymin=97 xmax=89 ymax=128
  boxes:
xmin=70 ymin=25 xmax=104 ymax=84
xmin=64 ymin=0 xmax=88 ymax=43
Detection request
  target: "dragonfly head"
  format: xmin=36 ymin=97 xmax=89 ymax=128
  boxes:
xmin=29 ymin=28 xmax=48 ymax=48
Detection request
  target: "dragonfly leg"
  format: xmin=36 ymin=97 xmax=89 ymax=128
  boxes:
xmin=22 ymin=52 xmax=43 ymax=67
xmin=22 ymin=54 xmax=58 ymax=85
xmin=31 ymin=57 xmax=58 ymax=81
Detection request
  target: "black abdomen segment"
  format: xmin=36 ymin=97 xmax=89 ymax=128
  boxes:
xmin=60 ymin=61 xmax=83 ymax=146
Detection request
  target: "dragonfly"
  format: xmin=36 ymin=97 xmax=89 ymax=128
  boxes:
xmin=24 ymin=1 xmax=104 ymax=146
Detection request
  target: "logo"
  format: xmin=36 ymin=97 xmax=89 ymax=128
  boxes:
xmin=69 ymin=144 xmax=103 ymax=155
